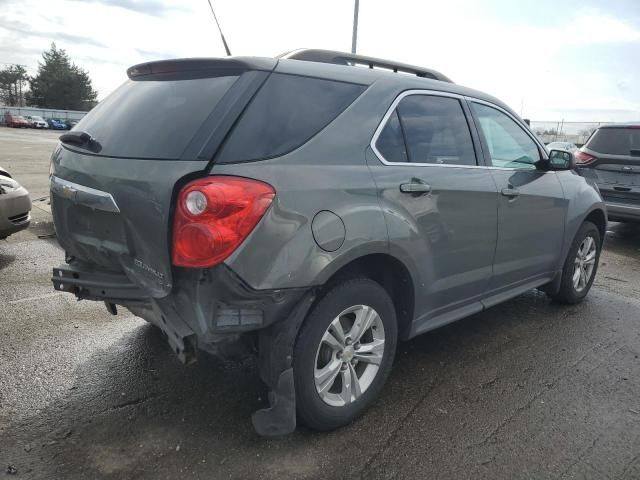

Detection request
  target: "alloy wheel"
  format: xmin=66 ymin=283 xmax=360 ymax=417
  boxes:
xmin=314 ymin=305 xmax=385 ymax=407
xmin=573 ymin=235 xmax=597 ymax=292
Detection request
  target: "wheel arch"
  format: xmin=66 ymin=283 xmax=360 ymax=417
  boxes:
xmin=313 ymin=253 xmax=416 ymax=340
xmin=546 ymin=206 xmax=607 ymax=297
xmin=584 ymin=208 xmax=606 ymax=245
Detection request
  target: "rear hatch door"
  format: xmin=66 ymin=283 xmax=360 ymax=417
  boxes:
xmin=581 ymin=126 xmax=640 ymax=206
xmin=50 ymin=58 xmax=275 ymax=297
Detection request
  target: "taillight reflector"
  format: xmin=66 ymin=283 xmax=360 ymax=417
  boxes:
xmin=575 ymin=150 xmax=596 ymax=165
xmin=172 ymin=176 xmax=275 ymax=268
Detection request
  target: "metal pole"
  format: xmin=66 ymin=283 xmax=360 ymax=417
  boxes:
xmin=351 ymin=0 xmax=359 ymax=54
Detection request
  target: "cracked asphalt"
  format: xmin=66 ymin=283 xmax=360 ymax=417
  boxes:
xmin=1 ymin=128 xmax=640 ymax=479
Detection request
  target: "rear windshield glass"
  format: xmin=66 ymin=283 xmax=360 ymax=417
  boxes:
xmin=587 ymin=127 xmax=640 ymax=156
xmin=73 ymin=75 xmax=238 ymax=159
xmin=216 ymin=73 xmax=366 ymax=163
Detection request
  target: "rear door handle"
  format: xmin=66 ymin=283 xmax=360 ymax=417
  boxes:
xmin=501 ymin=187 xmax=520 ymax=198
xmin=400 ymin=181 xmax=431 ymax=194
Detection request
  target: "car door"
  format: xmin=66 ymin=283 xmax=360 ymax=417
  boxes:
xmin=468 ymin=100 xmax=567 ymax=302
xmin=367 ymin=91 xmax=498 ymax=333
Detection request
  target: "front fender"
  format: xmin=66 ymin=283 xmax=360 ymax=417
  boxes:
xmin=557 ymin=170 xmax=606 ymax=263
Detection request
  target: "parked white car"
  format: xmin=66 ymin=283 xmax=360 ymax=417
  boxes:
xmin=0 ymin=166 xmax=31 ymax=239
xmin=25 ymin=115 xmax=49 ymax=129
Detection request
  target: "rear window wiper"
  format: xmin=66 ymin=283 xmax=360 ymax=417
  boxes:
xmin=59 ymin=131 xmax=102 ymax=153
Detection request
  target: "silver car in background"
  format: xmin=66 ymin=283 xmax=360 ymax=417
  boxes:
xmin=546 ymin=141 xmax=578 ymax=153
xmin=0 ymin=166 xmax=31 ymax=239
xmin=25 ymin=115 xmax=49 ymax=129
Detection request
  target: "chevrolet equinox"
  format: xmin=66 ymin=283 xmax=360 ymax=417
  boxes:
xmin=50 ymin=49 xmax=606 ymax=436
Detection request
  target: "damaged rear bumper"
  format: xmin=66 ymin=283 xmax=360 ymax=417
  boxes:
xmin=52 ymin=261 xmax=309 ymax=363
xmin=52 ymin=261 xmax=317 ymax=435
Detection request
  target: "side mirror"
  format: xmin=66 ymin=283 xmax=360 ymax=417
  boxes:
xmin=547 ymin=149 xmax=575 ymax=170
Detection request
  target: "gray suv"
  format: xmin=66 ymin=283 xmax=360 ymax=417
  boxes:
xmin=576 ymin=124 xmax=640 ymax=222
xmin=49 ymin=49 xmax=606 ymax=436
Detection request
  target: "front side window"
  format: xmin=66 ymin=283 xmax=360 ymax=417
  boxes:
xmin=471 ymin=103 xmax=540 ymax=169
xmin=375 ymin=94 xmax=477 ymax=166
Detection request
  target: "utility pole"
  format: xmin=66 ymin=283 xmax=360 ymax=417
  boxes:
xmin=351 ymin=0 xmax=359 ymax=54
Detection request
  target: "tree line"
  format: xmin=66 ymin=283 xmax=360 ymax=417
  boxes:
xmin=0 ymin=43 xmax=98 ymax=111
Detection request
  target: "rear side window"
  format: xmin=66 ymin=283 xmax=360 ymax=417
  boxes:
xmin=216 ymin=73 xmax=366 ymax=163
xmin=587 ymin=128 xmax=640 ymax=156
xmin=74 ymin=75 xmax=239 ymax=159
xmin=375 ymin=94 xmax=476 ymax=166
xmin=376 ymin=110 xmax=408 ymax=163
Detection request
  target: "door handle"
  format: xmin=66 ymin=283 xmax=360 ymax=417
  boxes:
xmin=400 ymin=181 xmax=431 ymax=194
xmin=501 ymin=187 xmax=520 ymax=198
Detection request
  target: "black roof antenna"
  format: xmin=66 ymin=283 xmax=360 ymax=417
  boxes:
xmin=206 ymin=0 xmax=232 ymax=56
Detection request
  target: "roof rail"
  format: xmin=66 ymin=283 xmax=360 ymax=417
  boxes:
xmin=278 ymin=49 xmax=452 ymax=83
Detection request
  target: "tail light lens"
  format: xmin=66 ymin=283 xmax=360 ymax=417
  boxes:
xmin=172 ymin=176 xmax=275 ymax=268
xmin=575 ymin=151 xmax=597 ymax=165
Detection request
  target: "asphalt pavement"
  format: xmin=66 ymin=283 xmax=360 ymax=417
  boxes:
xmin=1 ymin=128 xmax=639 ymax=479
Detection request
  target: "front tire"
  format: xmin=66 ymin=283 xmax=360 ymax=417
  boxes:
xmin=549 ymin=221 xmax=601 ymax=304
xmin=294 ymin=278 xmax=397 ymax=431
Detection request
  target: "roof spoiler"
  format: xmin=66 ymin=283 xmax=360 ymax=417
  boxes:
xmin=127 ymin=57 xmax=276 ymax=79
xmin=278 ymin=49 xmax=452 ymax=83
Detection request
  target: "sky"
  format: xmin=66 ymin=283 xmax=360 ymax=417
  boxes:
xmin=0 ymin=0 xmax=639 ymax=122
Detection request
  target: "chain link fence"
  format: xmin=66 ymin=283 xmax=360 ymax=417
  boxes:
xmin=0 ymin=105 xmax=87 ymax=125
xmin=529 ymin=121 xmax=607 ymax=147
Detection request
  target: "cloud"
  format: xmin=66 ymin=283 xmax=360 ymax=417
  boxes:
xmin=0 ymin=0 xmax=638 ymax=121
xmin=135 ymin=48 xmax=174 ymax=59
xmin=0 ymin=43 xmax=44 ymax=58
xmin=0 ymin=16 xmax=106 ymax=48
xmin=564 ymin=11 xmax=640 ymax=45
xmin=66 ymin=0 xmax=188 ymax=17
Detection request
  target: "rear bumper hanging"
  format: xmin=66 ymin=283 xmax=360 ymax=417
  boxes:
xmin=52 ymin=261 xmax=317 ymax=436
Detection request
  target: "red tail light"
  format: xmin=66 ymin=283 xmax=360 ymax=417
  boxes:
xmin=575 ymin=151 xmax=596 ymax=165
xmin=172 ymin=176 xmax=275 ymax=268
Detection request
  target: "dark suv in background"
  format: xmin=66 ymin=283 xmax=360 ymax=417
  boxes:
xmin=576 ymin=124 xmax=640 ymax=222
xmin=49 ymin=49 xmax=606 ymax=436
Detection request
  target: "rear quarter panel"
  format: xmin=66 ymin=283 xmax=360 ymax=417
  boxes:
xmin=214 ymin=81 xmax=401 ymax=290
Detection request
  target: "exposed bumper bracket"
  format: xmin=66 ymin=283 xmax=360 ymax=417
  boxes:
xmin=52 ymin=264 xmax=148 ymax=301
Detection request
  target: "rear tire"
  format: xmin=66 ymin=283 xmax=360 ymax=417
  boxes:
xmin=294 ymin=278 xmax=397 ymax=431
xmin=549 ymin=221 xmax=601 ymax=304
